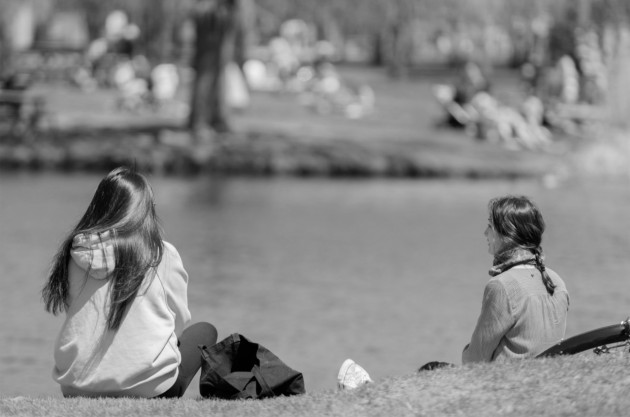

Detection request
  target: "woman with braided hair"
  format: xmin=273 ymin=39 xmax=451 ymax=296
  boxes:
xmin=336 ymin=195 xmax=570 ymax=390
xmin=462 ymin=195 xmax=569 ymax=363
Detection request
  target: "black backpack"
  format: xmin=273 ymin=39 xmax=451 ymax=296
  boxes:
xmin=199 ymin=333 xmax=306 ymax=400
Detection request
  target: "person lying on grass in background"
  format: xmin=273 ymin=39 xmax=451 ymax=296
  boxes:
xmin=338 ymin=195 xmax=570 ymax=389
xmin=42 ymin=166 xmax=218 ymax=398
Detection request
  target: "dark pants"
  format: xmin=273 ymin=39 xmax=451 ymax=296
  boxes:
xmin=156 ymin=322 xmax=218 ymax=398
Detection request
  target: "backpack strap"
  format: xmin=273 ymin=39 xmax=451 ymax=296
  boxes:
xmin=251 ymin=365 xmax=275 ymax=398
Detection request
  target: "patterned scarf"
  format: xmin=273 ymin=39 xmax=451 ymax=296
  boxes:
xmin=489 ymin=247 xmax=541 ymax=277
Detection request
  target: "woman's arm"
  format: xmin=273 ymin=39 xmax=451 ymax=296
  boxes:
xmin=161 ymin=242 xmax=192 ymax=336
xmin=462 ymin=279 xmax=514 ymax=363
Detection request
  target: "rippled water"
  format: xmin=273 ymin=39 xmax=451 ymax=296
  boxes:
xmin=1 ymin=173 xmax=629 ymax=396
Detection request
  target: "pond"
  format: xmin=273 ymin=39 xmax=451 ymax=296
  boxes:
xmin=1 ymin=172 xmax=629 ymax=397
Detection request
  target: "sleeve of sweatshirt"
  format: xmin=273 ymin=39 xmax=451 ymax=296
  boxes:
xmin=462 ymin=279 xmax=514 ymax=364
xmin=162 ymin=242 xmax=192 ymax=337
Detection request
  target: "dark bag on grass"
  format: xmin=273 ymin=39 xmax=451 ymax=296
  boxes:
xmin=418 ymin=361 xmax=455 ymax=372
xmin=199 ymin=333 xmax=305 ymax=399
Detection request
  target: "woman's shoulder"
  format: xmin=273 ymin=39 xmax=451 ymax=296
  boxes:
xmin=159 ymin=241 xmax=184 ymax=266
xmin=162 ymin=240 xmax=182 ymax=255
xmin=486 ymin=274 xmax=511 ymax=292
xmin=162 ymin=240 xmax=177 ymax=253
xmin=153 ymin=241 xmax=188 ymax=287
xmin=489 ymin=268 xmax=537 ymax=292
xmin=490 ymin=267 xmax=529 ymax=283
xmin=494 ymin=266 xmax=568 ymax=295
xmin=545 ymin=267 xmax=568 ymax=291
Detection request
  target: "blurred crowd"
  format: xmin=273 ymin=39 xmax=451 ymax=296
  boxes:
xmin=49 ymin=12 xmax=373 ymax=120
xmin=1 ymin=4 xmax=624 ymax=133
xmin=74 ymin=10 xmax=186 ymax=116
xmin=434 ymin=16 xmax=613 ymax=151
xmin=2 ymin=8 xmax=376 ymax=121
xmin=243 ymin=19 xmax=375 ymax=119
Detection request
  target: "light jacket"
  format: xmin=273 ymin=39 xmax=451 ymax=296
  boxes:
xmin=52 ymin=232 xmax=191 ymax=397
xmin=462 ymin=266 xmax=569 ymax=364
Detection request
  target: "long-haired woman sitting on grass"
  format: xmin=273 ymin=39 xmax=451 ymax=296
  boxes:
xmin=42 ymin=166 xmax=217 ymax=398
xmin=462 ymin=195 xmax=569 ymax=363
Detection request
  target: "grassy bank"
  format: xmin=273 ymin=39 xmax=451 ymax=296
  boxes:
xmin=0 ymin=126 xmax=567 ymax=178
xmin=3 ymin=351 xmax=629 ymax=417
xmin=0 ymin=67 xmax=574 ymax=179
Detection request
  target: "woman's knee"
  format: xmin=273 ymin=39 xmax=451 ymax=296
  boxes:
xmin=184 ymin=322 xmax=218 ymax=347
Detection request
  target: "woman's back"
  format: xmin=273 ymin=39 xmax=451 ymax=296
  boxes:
xmin=53 ymin=234 xmax=190 ymax=397
xmin=44 ymin=167 xmax=216 ymax=399
xmin=490 ymin=266 xmax=569 ymax=361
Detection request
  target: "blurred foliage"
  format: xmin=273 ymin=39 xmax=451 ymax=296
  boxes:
xmin=2 ymin=0 xmax=630 ymax=68
xmin=591 ymin=0 xmax=630 ymax=26
xmin=52 ymin=0 xmax=192 ymax=61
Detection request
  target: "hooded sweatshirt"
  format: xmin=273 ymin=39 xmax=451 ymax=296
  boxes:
xmin=52 ymin=232 xmax=191 ymax=398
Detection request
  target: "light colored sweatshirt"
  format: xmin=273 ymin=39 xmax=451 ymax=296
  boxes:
xmin=52 ymin=233 xmax=191 ymax=397
xmin=462 ymin=265 xmax=569 ymax=364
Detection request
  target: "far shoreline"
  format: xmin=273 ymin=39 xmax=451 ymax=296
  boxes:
xmin=0 ymin=124 xmax=572 ymax=179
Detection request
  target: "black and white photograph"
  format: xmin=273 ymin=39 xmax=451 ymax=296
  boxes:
xmin=1 ymin=0 xmax=630 ymax=415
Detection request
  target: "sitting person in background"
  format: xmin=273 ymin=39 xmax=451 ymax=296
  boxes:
xmin=453 ymin=61 xmax=490 ymax=109
xmin=338 ymin=195 xmax=570 ymax=389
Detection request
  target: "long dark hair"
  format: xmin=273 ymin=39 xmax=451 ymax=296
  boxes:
xmin=42 ymin=167 xmax=164 ymax=330
xmin=489 ymin=195 xmax=556 ymax=295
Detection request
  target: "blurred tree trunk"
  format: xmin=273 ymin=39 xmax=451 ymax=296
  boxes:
xmin=233 ymin=0 xmax=255 ymax=69
xmin=317 ymin=4 xmax=345 ymax=59
xmin=371 ymin=32 xmax=384 ymax=66
xmin=0 ymin=0 xmax=33 ymax=77
xmin=137 ymin=0 xmax=189 ymax=62
xmin=0 ymin=4 xmax=9 ymax=78
xmin=577 ymin=0 xmax=591 ymax=26
xmin=385 ymin=21 xmax=413 ymax=78
xmin=189 ymin=0 xmax=250 ymax=139
xmin=384 ymin=0 xmax=416 ymax=78
xmin=139 ymin=0 xmax=169 ymax=61
xmin=0 ymin=32 xmax=8 ymax=79
xmin=608 ymin=28 xmax=630 ymax=128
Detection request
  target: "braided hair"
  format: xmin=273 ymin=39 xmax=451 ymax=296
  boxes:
xmin=489 ymin=195 xmax=556 ymax=295
xmin=531 ymin=246 xmax=556 ymax=295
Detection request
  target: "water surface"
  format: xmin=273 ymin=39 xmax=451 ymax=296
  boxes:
xmin=1 ymin=173 xmax=629 ymax=396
